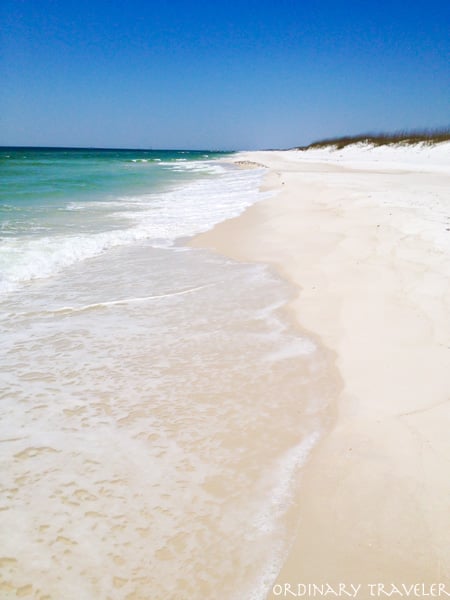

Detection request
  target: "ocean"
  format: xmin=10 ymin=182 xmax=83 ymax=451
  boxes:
xmin=0 ymin=148 xmax=330 ymax=599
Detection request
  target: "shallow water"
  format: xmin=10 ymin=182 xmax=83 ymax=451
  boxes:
xmin=0 ymin=151 xmax=331 ymax=599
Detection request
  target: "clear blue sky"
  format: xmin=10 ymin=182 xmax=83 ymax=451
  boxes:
xmin=1 ymin=0 xmax=449 ymax=149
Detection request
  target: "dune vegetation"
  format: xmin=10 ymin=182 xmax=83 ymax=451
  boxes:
xmin=298 ymin=129 xmax=450 ymax=150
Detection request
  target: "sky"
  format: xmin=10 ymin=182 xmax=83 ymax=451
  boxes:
xmin=1 ymin=0 xmax=449 ymax=149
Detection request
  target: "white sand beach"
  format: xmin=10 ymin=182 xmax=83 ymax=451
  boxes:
xmin=193 ymin=143 xmax=450 ymax=595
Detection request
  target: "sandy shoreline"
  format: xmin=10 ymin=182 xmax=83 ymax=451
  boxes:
xmin=192 ymin=144 xmax=450 ymax=596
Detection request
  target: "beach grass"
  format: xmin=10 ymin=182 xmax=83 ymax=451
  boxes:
xmin=298 ymin=128 xmax=450 ymax=150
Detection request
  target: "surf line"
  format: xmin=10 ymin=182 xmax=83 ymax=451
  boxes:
xmin=52 ymin=283 xmax=213 ymax=313
xmin=9 ymin=284 xmax=213 ymax=318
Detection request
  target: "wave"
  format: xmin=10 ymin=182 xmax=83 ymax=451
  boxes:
xmin=158 ymin=160 xmax=226 ymax=174
xmin=0 ymin=204 xmax=23 ymax=213
xmin=0 ymin=167 xmax=268 ymax=294
xmin=51 ymin=283 xmax=212 ymax=312
xmin=251 ymin=431 xmax=321 ymax=535
xmin=3 ymin=284 xmax=212 ymax=319
xmin=246 ymin=430 xmax=322 ymax=600
xmin=63 ymin=203 xmax=86 ymax=211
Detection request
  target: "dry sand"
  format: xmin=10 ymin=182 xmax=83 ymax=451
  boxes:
xmin=192 ymin=144 xmax=450 ymax=597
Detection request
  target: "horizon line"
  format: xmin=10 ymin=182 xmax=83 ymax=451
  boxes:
xmin=0 ymin=145 xmax=242 ymax=153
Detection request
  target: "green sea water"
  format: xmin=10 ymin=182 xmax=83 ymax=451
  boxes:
xmin=0 ymin=147 xmax=234 ymax=292
xmin=0 ymin=147 xmax=227 ymax=234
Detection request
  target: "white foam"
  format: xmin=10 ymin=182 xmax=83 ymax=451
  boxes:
xmin=158 ymin=159 xmax=227 ymax=174
xmin=64 ymin=203 xmax=85 ymax=211
xmin=251 ymin=431 xmax=321 ymax=535
xmin=263 ymin=337 xmax=316 ymax=361
xmin=240 ymin=430 xmax=322 ymax=600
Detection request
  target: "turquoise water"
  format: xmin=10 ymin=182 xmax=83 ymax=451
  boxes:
xmin=0 ymin=147 xmax=224 ymax=212
xmin=0 ymin=147 xmax=244 ymax=292
xmin=0 ymin=147 xmax=228 ymax=236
